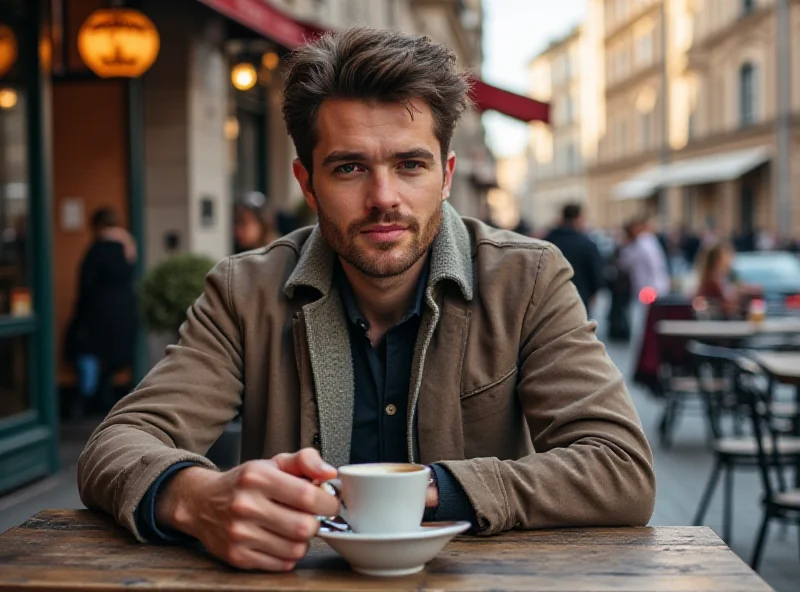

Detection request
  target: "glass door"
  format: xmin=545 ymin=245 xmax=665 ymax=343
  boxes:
xmin=0 ymin=0 xmax=57 ymax=494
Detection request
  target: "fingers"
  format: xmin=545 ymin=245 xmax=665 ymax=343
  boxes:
xmin=273 ymin=448 xmax=337 ymax=482
xmin=237 ymin=464 xmax=340 ymax=518
xmin=253 ymin=501 xmax=322 ymax=543
xmin=223 ymin=544 xmax=298 ymax=572
xmin=425 ymin=482 xmax=439 ymax=509
xmin=225 ymin=521 xmax=310 ymax=564
xmin=268 ymin=475 xmax=341 ymax=517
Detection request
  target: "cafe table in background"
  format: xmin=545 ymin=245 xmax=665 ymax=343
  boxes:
xmin=0 ymin=509 xmax=774 ymax=591
xmin=657 ymin=318 xmax=800 ymax=344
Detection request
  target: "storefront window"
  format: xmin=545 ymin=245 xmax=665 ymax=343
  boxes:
xmin=0 ymin=334 xmax=29 ymax=418
xmin=0 ymin=1 xmax=30 ymax=319
xmin=0 ymin=91 xmax=30 ymax=318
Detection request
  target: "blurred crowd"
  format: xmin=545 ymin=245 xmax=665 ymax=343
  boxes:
xmin=510 ymin=204 xmax=800 ymax=350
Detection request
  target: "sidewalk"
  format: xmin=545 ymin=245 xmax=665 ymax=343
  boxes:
xmin=0 ymin=324 xmax=797 ymax=590
xmin=0 ymin=418 xmax=92 ymax=534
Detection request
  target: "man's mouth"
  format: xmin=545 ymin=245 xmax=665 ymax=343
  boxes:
xmin=361 ymin=225 xmax=407 ymax=241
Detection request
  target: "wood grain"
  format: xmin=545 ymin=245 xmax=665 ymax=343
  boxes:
xmin=0 ymin=510 xmax=773 ymax=591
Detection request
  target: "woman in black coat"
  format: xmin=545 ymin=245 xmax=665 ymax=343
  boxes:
xmin=65 ymin=207 xmax=138 ymax=416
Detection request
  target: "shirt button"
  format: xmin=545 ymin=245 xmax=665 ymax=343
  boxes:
xmin=385 ymin=404 xmax=397 ymax=416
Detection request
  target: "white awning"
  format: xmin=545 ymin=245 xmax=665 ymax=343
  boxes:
xmin=611 ymin=165 xmax=668 ymax=201
xmin=662 ymin=146 xmax=770 ymax=187
xmin=611 ymin=146 xmax=771 ymax=201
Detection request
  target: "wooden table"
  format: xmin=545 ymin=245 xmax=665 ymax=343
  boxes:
xmin=657 ymin=318 xmax=800 ymax=342
xmin=752 ymin=351 xmax=800 ymax=387
xmin=0 ymin=510 xmax=773 ymax=591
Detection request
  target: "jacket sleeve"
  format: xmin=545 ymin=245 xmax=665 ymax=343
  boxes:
xmin=77 ymin=257 xmax=243 ymax=542
xmin=440 ymin=246 xmax=655 ymax=534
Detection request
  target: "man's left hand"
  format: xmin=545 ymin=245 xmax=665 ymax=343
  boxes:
xmin=425 ymin=472 xmax=438 ymax=509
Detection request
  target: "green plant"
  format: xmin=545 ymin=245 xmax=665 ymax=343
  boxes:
xmin=140 ymin=253 xmax=218 ymax=333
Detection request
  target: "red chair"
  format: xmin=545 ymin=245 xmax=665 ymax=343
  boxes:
xmin=633 ymin=296 xmax=709 ymax=447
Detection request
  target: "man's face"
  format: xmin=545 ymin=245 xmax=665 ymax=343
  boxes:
xmin=293 ymin=99 xmax=456 ymax=279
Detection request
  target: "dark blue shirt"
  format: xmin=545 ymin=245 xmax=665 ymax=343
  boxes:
xmin=337 ymin=259 xmax=424 ymax=465
xmin=136 ymin=257 xmax=476 ymax=540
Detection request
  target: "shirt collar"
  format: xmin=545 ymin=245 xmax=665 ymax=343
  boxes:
xmin=335 ymin=255 xmax=431 ymax=330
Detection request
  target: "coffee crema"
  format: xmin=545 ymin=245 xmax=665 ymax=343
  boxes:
xmin=339 ymin=463 xmax=427 ymax=476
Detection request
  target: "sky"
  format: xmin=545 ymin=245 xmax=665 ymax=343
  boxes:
xmin=481 ymin=0 xmax=587 ymax=158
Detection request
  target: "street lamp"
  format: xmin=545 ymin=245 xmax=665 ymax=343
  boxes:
xmin=0 ymin=24 xmax=18 ymax=77
xmin=77 ymin=8 xmax=160 ymax=78
xmin=231 ymin=63 xmax=257 ymax=91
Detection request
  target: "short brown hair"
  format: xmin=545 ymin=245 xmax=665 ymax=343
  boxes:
xmin=282 ymin=27 xmax=472 ymax=176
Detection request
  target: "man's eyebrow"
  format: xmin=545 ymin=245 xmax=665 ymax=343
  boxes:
xmin=321 ymin=148 xmax=437 ymax=167
xmin=321 ymin=151 xmax=367 ymax=166
xmin=394 ymin=148 xmax=436 ymax=161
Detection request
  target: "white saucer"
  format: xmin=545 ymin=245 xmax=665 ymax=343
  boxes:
xmin=317 ymin=521 xmax=471 ymax=577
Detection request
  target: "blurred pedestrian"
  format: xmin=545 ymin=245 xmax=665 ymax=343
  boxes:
xmin=618 ymin=216 xmax=671 ymax=358
xmin=605 ymin=242 xmax=632 ymax=341
xmin=694 ymin=241 xmax=761 ymax=319
xmin=544 ymin=203 xmax=604 ymax=314
xmin=233 ymin=192 xmax=279 ymax=253
xmin=65 ymin=207 xmax=139 ymax=417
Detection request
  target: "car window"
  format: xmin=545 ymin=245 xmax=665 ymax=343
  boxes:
xmin=733 ymin=254 xmax=800 ymax=284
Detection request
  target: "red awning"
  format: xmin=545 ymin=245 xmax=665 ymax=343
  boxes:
xmin=469 ymin=77 xmax=550 ymax=124
xmin=196 ymin=0 xmax=324 ymax=48
xmin=197 ymin=0 xmax=549 ymax=124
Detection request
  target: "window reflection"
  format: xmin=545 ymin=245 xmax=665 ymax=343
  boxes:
xmin=0 ymin=334 xmax=29 ymax=418
xmin=0 ymin=85 xmax=29 ymax=318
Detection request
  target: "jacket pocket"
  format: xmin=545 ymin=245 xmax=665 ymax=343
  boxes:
xmin=460 ymin=366 xmax=517 ymax=425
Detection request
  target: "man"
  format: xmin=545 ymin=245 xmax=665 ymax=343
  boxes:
xmin=619 ymin=216 xmax=671 ymax=357
xmin=78 ymin=27 xmax=655 ymax=573
xmin=544 ymin=203 xmax=604 ymax=313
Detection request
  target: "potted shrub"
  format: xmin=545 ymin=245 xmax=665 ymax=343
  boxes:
xmin=139 ymin=253 xmax=218 ymax=336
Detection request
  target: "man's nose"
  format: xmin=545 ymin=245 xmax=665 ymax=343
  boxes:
xmin=365 ymin=168 xmax=401 ymax=210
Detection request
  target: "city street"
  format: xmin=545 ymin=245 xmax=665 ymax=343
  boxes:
xmin=0 ymin=299 xmax=797 ymax=591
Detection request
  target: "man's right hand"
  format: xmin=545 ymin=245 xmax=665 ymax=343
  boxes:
xmin=154 ymin=448 xmax=340 ymax=571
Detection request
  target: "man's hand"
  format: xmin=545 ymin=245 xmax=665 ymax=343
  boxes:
xmin=425 ymin=469 xmax=439 ymax=510
xmin=155 ymin=448 xmax=339 ymax=571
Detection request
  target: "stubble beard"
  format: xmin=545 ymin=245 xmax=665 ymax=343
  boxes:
xmin=316 ymin=200 xmax=442 ymax=279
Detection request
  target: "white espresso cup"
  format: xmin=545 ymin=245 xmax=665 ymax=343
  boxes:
xmin=322 ymin=463 xmax=431 ymax=534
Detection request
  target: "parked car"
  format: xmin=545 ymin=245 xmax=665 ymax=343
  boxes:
xmin=731 ymin=251 xmax=800 ymax=316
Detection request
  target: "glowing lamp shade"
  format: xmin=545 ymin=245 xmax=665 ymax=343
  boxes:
xmin=231 ymin=63 xmax=257 ymax=91
xmin=0 ymin=89 xmax=17 ymax=109
xmin=262 ymin=51 xmax=279 ymax=71
xmin=78 ymin=9 xmax=160 ymax=78
xmin=0 ymin=25 xmax=18 ymax=78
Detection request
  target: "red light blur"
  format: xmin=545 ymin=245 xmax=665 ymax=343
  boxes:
xmin=639 ymin=287 xmax=658 ymax=305
xmin=786 ymin=295 xmax=800 ymax=309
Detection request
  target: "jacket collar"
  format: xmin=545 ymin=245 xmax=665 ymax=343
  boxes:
xmin=284 ymin=201 xmax=473 ymax=302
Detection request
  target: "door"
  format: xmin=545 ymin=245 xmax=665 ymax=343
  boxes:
xmin=0 ymin=0 xmax=58 ymax=494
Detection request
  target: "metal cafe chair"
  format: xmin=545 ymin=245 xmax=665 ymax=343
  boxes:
xmin=732 ymin=354 xmax=800 ymax=570
xmin=687 ymin=341 xmax=800 ymax=544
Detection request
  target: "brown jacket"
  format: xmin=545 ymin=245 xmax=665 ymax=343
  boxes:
xmin=77 ymin=203 xmax=655 ymax=541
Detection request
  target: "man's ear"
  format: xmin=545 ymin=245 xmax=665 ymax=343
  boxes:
xmin=292 ymin=159 xmax=318 ymax=212
xmin=442 ymin=151 xmax=457 ymax=202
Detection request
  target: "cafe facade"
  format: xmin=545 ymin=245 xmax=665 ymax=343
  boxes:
xmin=0 ymin=0 xmax=549 ymax=494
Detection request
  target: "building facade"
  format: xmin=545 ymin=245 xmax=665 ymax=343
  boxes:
xmin=524 ymin=14 xmax=605 ymax=230
xmin=581 ymin=0 xmax=800 ymax=239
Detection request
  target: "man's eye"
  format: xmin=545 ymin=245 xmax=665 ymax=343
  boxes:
xmin=399 ymin=161 xmax=425 ymax=171
xmin=334 ymin=163 xmax=363 ymax=174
